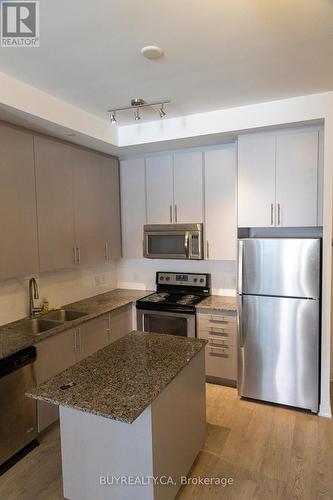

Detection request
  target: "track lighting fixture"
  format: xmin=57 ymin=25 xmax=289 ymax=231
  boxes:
xmin=108 ymin=98 xmax=170 ymax=124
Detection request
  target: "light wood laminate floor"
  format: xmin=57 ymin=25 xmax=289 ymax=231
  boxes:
xmin=1 ymin=383 xmax=333 ymax=500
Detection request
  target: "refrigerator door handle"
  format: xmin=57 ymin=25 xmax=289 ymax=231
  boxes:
xmin=237 ymin=295 xmax=244 ymax=347
xmin=238 ymin=240 xmax=244 ymax=294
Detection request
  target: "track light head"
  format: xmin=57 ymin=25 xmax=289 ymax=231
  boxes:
xmin=110 ymin=111 xmax=116 ymax=123
xmin=134 ymin=109 xmax=141 ymax=121
xmin=158 ymin=104 xmax=166 ymax=118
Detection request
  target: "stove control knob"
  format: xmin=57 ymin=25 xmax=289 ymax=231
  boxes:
xmin=160 ymin=277 xmax=164 ymax=281
xmin=166 ymin=277 xmax=170 ymax=281
xmin=193 ymin=278 xmax=198 ymax=283
xmin=200 ymin=278 xmax=204 ymax=283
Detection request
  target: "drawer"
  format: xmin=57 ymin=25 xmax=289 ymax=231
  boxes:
xmin=206 ymin=334 xmax=232 ymax=349
xmin=205 ymin=343 xmax=237 ymax=381
xmin=197 ymin=310 xmax=236 ymax=324
xmin=198 ymin=313 xmax=236 ymax=333
xmin=197 ymin=323 xmax=237 ymax=346
xmin=198 ymin=321 xmax=236 ymax=335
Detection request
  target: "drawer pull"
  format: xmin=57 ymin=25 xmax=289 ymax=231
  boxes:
xmin=210 ymin=315 xmax=226 ymax=322
xmin=209 ymin=314 xmax=236 ymax=323
xmin=208 ymin=336 xmax=228 ymax=345
xmin=209 ymin=345 xmax=229 ymax=357
xmin=209 ymin=326 xmax=226 ymax=334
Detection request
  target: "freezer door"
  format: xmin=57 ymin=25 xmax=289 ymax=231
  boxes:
xmin=239 ymin=238 xmax=320 ymax=298
xmin=238 ymin=295 xmax=319 ymax=412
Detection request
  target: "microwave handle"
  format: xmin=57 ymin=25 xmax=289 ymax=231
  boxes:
xmin=184 ymin=232 xmax=190 ymax=258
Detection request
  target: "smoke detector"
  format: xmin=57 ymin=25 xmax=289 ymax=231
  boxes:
xmin=141 ymin=46 xmax=163 ymax=59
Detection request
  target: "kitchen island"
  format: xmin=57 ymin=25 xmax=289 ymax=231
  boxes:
xmin=27 ymin=331 xmax=207 ymax=500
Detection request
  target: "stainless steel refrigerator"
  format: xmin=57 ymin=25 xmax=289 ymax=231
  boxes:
xmin=237 ymin=238 xmax=320 ymax=412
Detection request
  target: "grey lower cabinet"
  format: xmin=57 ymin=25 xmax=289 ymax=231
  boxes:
xmin=197 ymin=309 xmax=237 ymax=386
xmin=75 ymin=314 xmax=109 ymax=362
xmin=35 ymin=327 xmax=77 ymax=432
xmin=107 ymin=303 xmax=133 ymax=343
xmin=35 ymin=305 xmax=133 ymax=431
xmin=0 ymin=123 xmax=39 ymax=280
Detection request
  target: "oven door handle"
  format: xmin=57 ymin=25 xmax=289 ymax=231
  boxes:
xmin=184 ymin=231 xmax=190 ymax=258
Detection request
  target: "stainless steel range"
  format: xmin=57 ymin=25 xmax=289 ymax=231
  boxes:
xmin=136 ymin=272 xmax=211 ymax=338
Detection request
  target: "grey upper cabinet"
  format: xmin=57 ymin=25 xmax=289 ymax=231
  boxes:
xmin=238 ymin=128 xmax=321 ymax=228
xmin=72 ymin=149 xmax=109 ymax=267
xmin=146 ymin=154 xmax=174 ymax=224
xmin=238 ymin=133 xmax=276 ymax=228
xmin=173 ymin=151 xmax=203 ymax=223
xmin=0 ymin=122 xmax=121 ymax=280
xmin=0 ymin=124 xmax=39 ymax=280
xmin=145 ymin=151 xmax=204 ymax=224
xmin=100 ymin=156 xmax=122 ymax=260
xmin=275 ymin=129 xmax=319 ymax=227
xmin=204 ymin=145 xmax=237 ymax=260
xmin=120 ymin=158 xmax=146 ymax=258
xmin=35 ymin=136 xmax=76 ymax=272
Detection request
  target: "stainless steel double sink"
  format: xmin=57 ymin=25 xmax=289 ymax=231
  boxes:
xmin=6 ymin=310 xmax=89 ymax=335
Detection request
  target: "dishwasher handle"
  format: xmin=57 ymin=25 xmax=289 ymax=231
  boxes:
xmin=0 ymin=346 xmax=36 ymax=379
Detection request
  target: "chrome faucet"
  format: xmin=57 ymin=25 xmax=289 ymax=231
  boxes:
xmin=29 ymin=278 xmax=42 ymax=318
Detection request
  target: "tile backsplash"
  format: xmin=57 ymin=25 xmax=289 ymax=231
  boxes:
xmin=0 ymin=261 xmax=117 ymax=326
xmin=0 ymin=258 xmax=236 ymax=326
xmin=117 ymin=258 xmax=236 ymax=296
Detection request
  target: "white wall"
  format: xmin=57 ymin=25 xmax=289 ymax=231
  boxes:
xmin=117 ymin=259 xmax=236 ymax=296
xmin=0 ymin=262 xmax=117 ymax=326
xmin=0 ymin=71 xmax=118 ymax=155
xmin=118 ymin=92 xmax=330 ymax=148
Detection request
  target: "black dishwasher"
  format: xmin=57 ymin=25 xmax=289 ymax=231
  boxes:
xmin=0 ymin=346 xmax=38 ymax=468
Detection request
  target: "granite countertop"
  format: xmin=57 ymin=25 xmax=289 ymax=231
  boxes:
xmin=0 ymin=289 xmax=152 ymax=360
xmin=196 ymin=295 xmax=237 ymax=312
xmin=26 ymin=331 xmax=206 ymax=424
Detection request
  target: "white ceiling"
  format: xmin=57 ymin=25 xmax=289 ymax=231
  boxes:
xmin=0 ymin=0 xmax=332 ymax=125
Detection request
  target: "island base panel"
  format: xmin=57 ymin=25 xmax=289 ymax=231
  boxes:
xmin=59 ymin=349 xmax=206 ymax=500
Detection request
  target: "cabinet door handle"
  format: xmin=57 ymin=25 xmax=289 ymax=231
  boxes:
xmin=77 ymin=328 xmax=81 ymax=351
xmin=277 ymin=203 xmax=281 ymax=226
xmin=73 ymin=247 xmax=77 ymax=264
xmin=271 ymin=203 xmax=274 ymax=226
xmin=76 ymin=245 xmax=81 ymax=264
xmin=174 ymin=204 xmax=178 ymax=223
xmin=169 ymin=205 xmax=173 ymax=223
xmin=106 ymin=315 xmax=111 ymax=341
xmin=206 ymin=240 xmax=209 ymax=259
xmin=104 ymin=242 xmax=109 ymax=260
xmin=73 ymin=330 xmax=77 ymax=350
xmin=106 ymin=315 xmax=111 ymax=333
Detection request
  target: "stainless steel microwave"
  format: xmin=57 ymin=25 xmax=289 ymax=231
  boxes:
xmin=143 ymin=224 xmax=203 ymax=260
